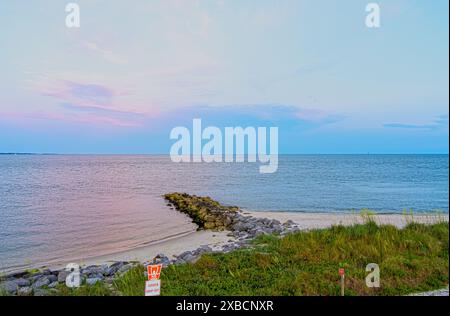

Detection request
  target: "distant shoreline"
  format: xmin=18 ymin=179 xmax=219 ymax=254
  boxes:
xmin=1 ymin=153 xmax=449 ymax=156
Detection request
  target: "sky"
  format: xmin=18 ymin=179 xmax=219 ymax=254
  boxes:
xmin=0 ymin=0 xmax=448 ymax=154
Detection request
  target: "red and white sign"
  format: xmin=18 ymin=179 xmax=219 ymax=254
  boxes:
xmin=147 ymin=264 xmax=162 ymax=280
xmin=145 ymin=279 xmax=161 ymax=296
xmin=339 ymin=268 xmax=345 ymax=276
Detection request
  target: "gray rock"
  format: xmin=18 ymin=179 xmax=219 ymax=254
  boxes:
xmin=13 ymin=278 xmax=30 ymax=287
xmin=90 ymin=273 xmax=104 ymax=280
xmin=47 ymin=274 xmax=58 ymax=283
xmin=86 ymin=278 xmax=102 ymax=286
xmin=104 ymin=261 xmax=126 ymax=276
xmin=201 ymin=245 xmax=213 ymax=251
xmin=273 ymin=225 xmax=283 ymax=233
xmin=118 ymin=264 xmax=133 ymax=274
xmin=33 ymin=288 xmax=50 ymax=296
xmin=183 ymin=254 xmax=197 ymax=263
xmin=152 ymin=254 xmax=171 ymax=267
xmin=104 ymin=266 xmax=117 ymax=276
xmin=270 ymin=219 xmax=281 ymax=226
xmin=8 ymin=278 xmax=31 ymax=287
xmin=29 ymin=273 xmax=44 ymax=283
xmin=1 ymin=281 xmax=18 ymax=294
xmin=254 ymin=230 xmax=265 ymax=237
xmin=177 ymin=251 xmax=192 ymax=260
xmin=32 ymin=276 xmax=50 ymax=289
xmin=263 ymin=218 xmax=271 ymax=225
xmin=160 ymin=258 xmax=171 ymax=267
xmin=233 ymin=214 xmax=243 ymax=222
xmin=48 ymin=281 xmax=59 ymax=289
xmin=195 ymin=245 xmax=212 ymax=255
xmin=246 ymin=222 xmax=257 ymax=230
xmin=233 ymin=222 xmax=246 ymax=232
xmin=237 ymin=231 xmax=248 ymax=238
xmin=42 ymin=268 xmax=52 ymax=275
xmin=237 ymin=239 xmax=250 ymax=246
xmin=17 ymin=286 xmax=33 ymax=296
xmin=222 ymin=243 xmax=239 ymax=252
xmin=283 ymin=220 xmax=295 ymax=226
xmin=57 ymin=270 xmax=70 ymax=283
xmin=82 ymin=265 xmax=105 ymax=276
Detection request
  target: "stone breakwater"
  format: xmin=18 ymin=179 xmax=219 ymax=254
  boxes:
xmin=1 ymin=193 xmax=300 ymax=296
xmin=164 ymin=193 xmax=239 ymax=230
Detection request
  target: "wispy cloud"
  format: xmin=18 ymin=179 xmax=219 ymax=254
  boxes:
xmin=384 ymin=115 xmax=449 ymax=130
xmin=62 ymin=82 xmax=115 ymax=106
xmin=0 ymin=110 xmax=140 ymax=128
xmin=27 ymin=77 xmax=152 ymax=127
xmin=82 ymin=41 xmax=128 ymax=65
xmin=32 ymin=76 xmax=135 ymax=110
xmin=154 ymin=104 xmax=344 ymax=131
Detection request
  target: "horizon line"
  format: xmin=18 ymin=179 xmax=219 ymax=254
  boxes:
xmin=1 ymin=153 xmax=449 ymax=156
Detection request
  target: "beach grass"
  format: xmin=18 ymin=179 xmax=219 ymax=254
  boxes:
xmin=54 ymin=282 xmax=113 ymax=296
xmin=107 ymin=219 xmax=448 ymax=296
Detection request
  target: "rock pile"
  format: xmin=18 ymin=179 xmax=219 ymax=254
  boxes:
xmin=0 ymin=261 xmax=137 ymax=296
xmin=164 ymin=193 xmax=238 ymax=230
xmin=165 ymin=192 xmax=300 ymax=239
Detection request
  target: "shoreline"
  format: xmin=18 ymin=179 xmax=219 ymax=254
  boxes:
xmin=1 ymin=195 xmax=448 ymax=296
xmin=2 ymin=211 xmax=449 ymax=275
xmin=78 ymin=230 xmax=232 ymax=269
xmin=81 ymin=211 xmax=450 ymax=266
xmin=79 ymin=211 xmax=450 ymax=267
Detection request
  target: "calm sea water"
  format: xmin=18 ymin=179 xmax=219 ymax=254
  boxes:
xmin=0 ymin=154 xmax=448 ymax=272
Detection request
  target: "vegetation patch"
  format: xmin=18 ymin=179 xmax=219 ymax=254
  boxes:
xmin=109 ymin=220 xmax=449 ymax=296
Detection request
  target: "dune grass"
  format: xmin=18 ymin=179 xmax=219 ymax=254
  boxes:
xmin=9 ymin=218 xmax=448 ymax=296
xmin=110 ymin=220 xmax=448 ymax=296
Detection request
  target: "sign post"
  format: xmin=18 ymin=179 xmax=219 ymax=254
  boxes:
xmin=339 ymin=268 xmax=345 ymax=296
xmin=145 ymin=264 xmax=162 ymax=296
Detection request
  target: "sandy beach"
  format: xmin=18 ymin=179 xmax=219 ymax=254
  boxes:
xmin=244 ymin=211 xmax=449 ymax=230
xmin=79 ymin=230 xmax=232 ymax=268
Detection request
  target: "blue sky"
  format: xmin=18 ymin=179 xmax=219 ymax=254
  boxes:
xmin=0 ymin=0 xmax=448 ymax=154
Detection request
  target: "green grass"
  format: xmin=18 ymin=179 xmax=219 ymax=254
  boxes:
xmin=110 ymin=220 xmax=449 ymax=296
xmin=54 ymin=282 xmax=113 ymax=296
xmin=7 ymin=219 xmax=447 ymax=296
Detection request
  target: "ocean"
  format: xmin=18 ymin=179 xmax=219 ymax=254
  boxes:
xmin=0 ymin=154 xmax=448 ymax=272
